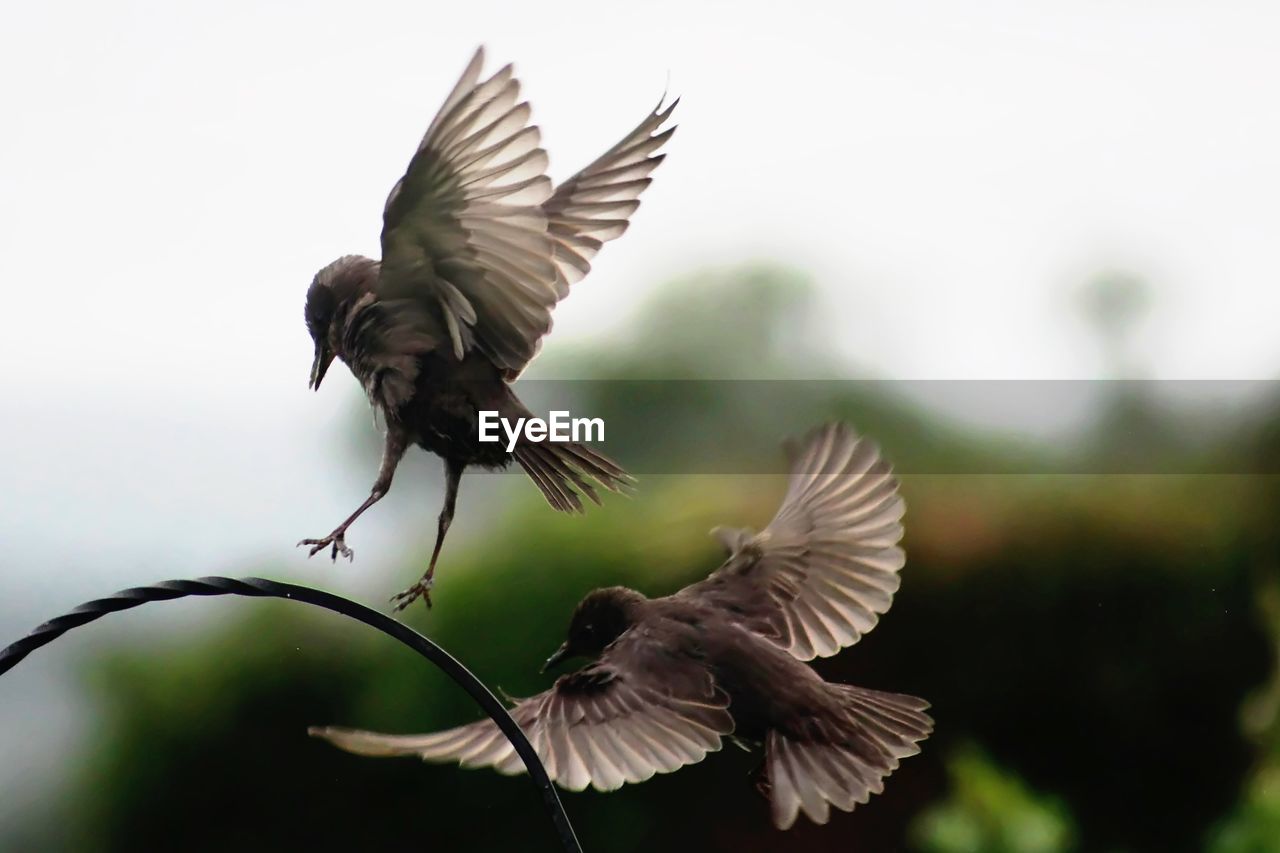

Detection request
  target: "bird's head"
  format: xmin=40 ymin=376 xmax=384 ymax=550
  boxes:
xmin=542 ymin=586 xmax=646 ymax=672
xmin=304 ymin=255 xmax=378 ymax=390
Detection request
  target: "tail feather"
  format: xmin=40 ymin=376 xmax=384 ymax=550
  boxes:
xmin=514 ymin=441 xmax=633 ymax=513
xmin=556 ymin=441 xmax=631 ymax=483
xmin=529 ymin=443 xmax=602 ymax=505
xmin=766 ymin=685 xmax=932 ymax=830
xmin=516 ymin=446 xmax=581 ymax=512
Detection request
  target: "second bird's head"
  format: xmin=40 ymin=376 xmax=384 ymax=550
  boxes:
xmin=542 ymin=587 xmax=647 ymax=672
xmin=304 ymin=255 xmax=379 ymax=390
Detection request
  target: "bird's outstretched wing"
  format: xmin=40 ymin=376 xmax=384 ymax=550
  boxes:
xmin=679 ymin=423 xmax=906 ymax=660
xmin=378 ymin=47 xmax=676 ymax=378
xmin=309 ymin=626 xmax=732 ymax=792
xmin=379 ymin=47 xmax=558 ymax=374
xmin=543 ymin=97 xmax=677 ymax=290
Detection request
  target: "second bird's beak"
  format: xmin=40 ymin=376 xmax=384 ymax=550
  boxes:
xmin=309 ymin=344 xmax=334 ymax=390
xmin=541 ymin=642 xmax=570 ymax=673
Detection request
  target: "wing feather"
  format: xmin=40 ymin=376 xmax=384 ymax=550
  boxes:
xmin=309 ymin=626 xmax=731 ymax=794
xmin=544 ymin=98 xmax=678 ymax=289
xmin=680 ymin=423 xmax=907 ymax=661
xmin=377 ymin=49 xmax=678 ymax=378
xmin=379 ymin=48 xmax=558 ymax=376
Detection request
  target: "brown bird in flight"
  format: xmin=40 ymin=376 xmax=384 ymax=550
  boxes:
xmin=299 ymin=47 xmax=675 ymax=608
xmin=311 ymin=424 xmax=932 ymax=829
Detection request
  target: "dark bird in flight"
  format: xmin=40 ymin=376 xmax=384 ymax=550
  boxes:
xmin=299 ymin=48 xmax=675 ymax=608
xmin=311 ymin=424 xmax=932 ymax=829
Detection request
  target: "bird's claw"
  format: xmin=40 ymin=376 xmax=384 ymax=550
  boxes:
xmin=296 ymin=533 xmax=354 ymax=562
xmin=391 ymin=577 xmax=434 ymax=612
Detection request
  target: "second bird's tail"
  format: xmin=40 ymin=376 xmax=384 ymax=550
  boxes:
xmin=513 ymin=440 xmax=633 ymax=513
xmin=764 ymin=684 xmax=932 ymax=830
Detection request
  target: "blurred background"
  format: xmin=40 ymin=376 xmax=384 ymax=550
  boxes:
xmin=3 ymin=2 xmax=1280 ymax=850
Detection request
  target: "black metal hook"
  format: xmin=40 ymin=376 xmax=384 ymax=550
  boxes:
xmin=0 ymin=576 xmax=582 ymax=853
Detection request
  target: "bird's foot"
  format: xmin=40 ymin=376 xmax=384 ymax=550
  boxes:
xmin=390 ymin=577 xmax=434 ymax=612
xmin=296 ymin=531 xmax=354 ymax=562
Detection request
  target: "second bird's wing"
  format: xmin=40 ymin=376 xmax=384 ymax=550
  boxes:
xmin=309 ymin=626 xmax=732 ymax=792
xmin=379 ymin=47 xmax=559 ymax=375
xmin=679 ymin=423 xmax=906 ymax=660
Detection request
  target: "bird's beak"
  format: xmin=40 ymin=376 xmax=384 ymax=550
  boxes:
xmin=541 ymin=642 xmax=570 ymax=673
xmin=309 ymin=344 xmax=334 ymax=390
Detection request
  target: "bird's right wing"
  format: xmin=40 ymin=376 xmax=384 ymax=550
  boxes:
xmin=679 ymin=423 xmax=906 ymax=660
xmin=309 ymin=626 xmax=732 ymax=792
xmin=378 ymin=47 xmax=560 ymax=375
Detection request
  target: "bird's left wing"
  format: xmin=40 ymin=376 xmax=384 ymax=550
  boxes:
xmin=378 ymin=47 xmax=560 ymax=375
xmin=542 ymin=98 xmax=677 ymax=289
xmin=309 ymin=626 xmax=733 ymax=792
xmin=678 ymin=423 xmax=906 ymax=661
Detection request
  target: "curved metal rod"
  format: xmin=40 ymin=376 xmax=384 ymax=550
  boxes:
xmin=0 ymin=576 xmax=582 ymax=853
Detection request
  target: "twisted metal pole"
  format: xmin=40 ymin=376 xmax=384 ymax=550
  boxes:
xmin=0 ymin=576 xmax=582 ymax=853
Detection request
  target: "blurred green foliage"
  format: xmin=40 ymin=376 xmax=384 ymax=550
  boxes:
xmin=1209 ymin=580 xmax=1280 ymax=853
xmin=7 ymin=264 xmax=1280 ymax=851
xmin=913 ymin=744 xmax=1074 ymax=853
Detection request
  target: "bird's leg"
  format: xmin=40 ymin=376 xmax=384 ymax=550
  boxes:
xmin=426 ymin=457 xmax=464 ymax=581
xmin=298 ymin=427 xmax=408 ymax=561
xmin=391 ymin=457 xmax=464 ymax=611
